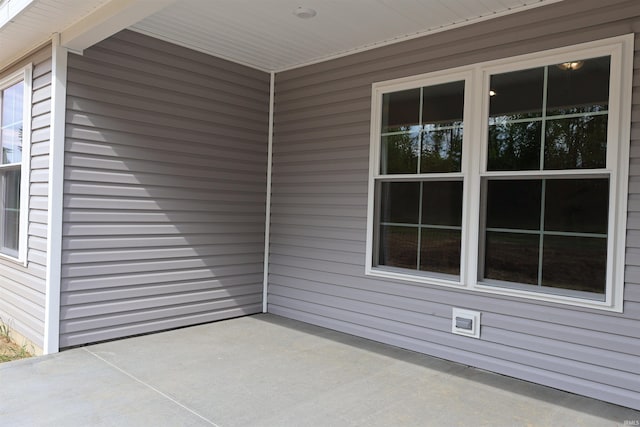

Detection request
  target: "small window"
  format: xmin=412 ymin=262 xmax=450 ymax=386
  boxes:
xmin=0 ymin=66 xmax=31 ymax=262
xmin=367 ymin=36 xmax=633 ymax=311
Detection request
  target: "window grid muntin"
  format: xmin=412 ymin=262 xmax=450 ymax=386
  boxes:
xmin=536 ymin=178 xmax=546 ymax=286
xmin=539 ymin=65 xmax=549 ymax=170
xmin=484 ymin=227 xmax=607 ymax=239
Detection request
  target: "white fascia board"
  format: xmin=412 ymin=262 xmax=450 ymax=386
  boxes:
xmin=0 ymin=0 xmax=34 ymax=29
xmin=60 ymin=0 xmax=177 ymax=54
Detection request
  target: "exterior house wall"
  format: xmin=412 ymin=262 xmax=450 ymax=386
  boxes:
xmin=269 ymin=0 xmax=640 ymax=409
xmin=59 ymin=30 xmax=270 ymax=347
xmin=0 ymin=45 xmax=52 ymax=353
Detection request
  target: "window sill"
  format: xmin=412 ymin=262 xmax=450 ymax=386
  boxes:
xmin=366 ymin=266 xmax=464 ymax=289
xmin=0 ymin=251 xmax=26 ymax=267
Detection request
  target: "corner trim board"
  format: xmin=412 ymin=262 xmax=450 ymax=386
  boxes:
xmin=262 ymin=71 xmax=275 ymax=312
xmin=43 ymin=34 xmax=67 ymax=355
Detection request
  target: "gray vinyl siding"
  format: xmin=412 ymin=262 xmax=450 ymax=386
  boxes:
xmin=60 ymin=30 xmax=269 ymax=347
xmin=269 ymin=0 xmax=640 ymax=410
xmin=0 ymin=45 xmax=52 ymax=351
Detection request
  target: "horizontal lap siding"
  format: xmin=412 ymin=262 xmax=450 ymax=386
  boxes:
xmin=60 ymin=31 xmax=269 ymax=347
xmin=0 ymin=46 xmax=51 ymax=351
xmin=270 ymin=0 xmax=640 ymax=409
xmin=0 ymin=47 xmax=51 ymax=351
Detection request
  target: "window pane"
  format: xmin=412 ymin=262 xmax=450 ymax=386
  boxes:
xmin=421 ymin=126 xmax=463 ymax=173
xmin=422 ymin=181 xmax=463 ymax=226
xmin=484 ymin=232 xmax=539 ymax=285
xmin=544 ymin=178 xmax=609 ymax=234
xmin=420 ymin=81 xmax=464 ymax=173
xmin=487 ymin=120 xmax=541 ymax=171
xmin=2 ymin=170 xmax=20 ymax=253
xmin=379 ymin=182 xmax=420 ymax=224
xmin=420 ymin=229 xmax=461 ymax=275
xmin=379 ymin=225 xmax=418 ymax=269
xmin=489 ymin=68 xmax=544 ymax=119
xmin=1 ymin=82 xmax=24 ymax=165
xmin=382 ymin=89 xmax=420 ymax=133
xmin=544 ymin=115 xmax=607 ymax=169
xmin=380 ymin=132 xmax=419 ymax=174
xmin=422 ymin=81 xmax=464 ymax=125
xmin=486 ymin=179 xmax=542 ymax=230
xmin=542 ymin=235 xmax=606 ymax=293
xmin=547 ymin=56 xmax=610 ymax=116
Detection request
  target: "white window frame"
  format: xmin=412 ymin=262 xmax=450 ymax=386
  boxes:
xmin=366 ymin=35 xmax=634 ymax=312
xmin=0 ymin=64 xmax=32 ymax=265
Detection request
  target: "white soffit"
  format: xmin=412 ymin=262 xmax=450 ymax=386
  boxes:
xmin=131 ymin=0 xmax=564 ymax=72
xmin=0 ymin=0 xmax=110 ymax=68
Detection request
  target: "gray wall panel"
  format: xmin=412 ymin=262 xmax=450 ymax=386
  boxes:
xmin=60 ymin=30 xmax=269 ymax=347
xmin=0 ymin=45 xmax=52 ymax=351
xmin=270 ymin=0 xmax=640 ymax=409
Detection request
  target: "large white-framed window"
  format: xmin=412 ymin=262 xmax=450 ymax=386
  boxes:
xmin=366 ymin=35 xmax=634 ymax=312
xmin=0 ymin=65 xmax=32 ymax=264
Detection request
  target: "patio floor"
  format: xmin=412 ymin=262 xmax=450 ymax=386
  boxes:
xmin=0 ymin=313 xmax=638 ymax=426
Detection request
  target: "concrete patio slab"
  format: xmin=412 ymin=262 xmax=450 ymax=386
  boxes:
xmin=0 ymin=314 xmax=638 ymax=426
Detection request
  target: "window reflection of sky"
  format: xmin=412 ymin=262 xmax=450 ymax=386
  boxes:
xmin=1 ymin=82 xmax=24 ymax=165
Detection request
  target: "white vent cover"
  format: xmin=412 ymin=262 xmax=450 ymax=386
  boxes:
xmin=452 ymin=308 xmax=481 ymax=339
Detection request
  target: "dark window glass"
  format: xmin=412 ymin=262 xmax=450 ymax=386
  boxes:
xmin=381 ymin=132 xmax=419 ymax=174
xmin=379 ymin=226 xmax=418 ymax=269
xmin=488 ymin=121 xmax=541 ymax=171
xmin=542 ymin=235 xmax=607 ymax=293
xmin=2 ymin=169 xmax=20 ymax=252
xmin=544 ymin=115 xmax=607 ymax=169
xmin=420 ymin=229 xmax=461 ymax=275
xmin=422 ymin=181 xmax=463 ymax=226
xmin=421 ymin=126 xmax=463 ymax=173
xmin=484 ymin=232 xmax=539 ymax=285
xmin=544 ymin=179 xmax=609 ymax=234
xmin=420 ymin=80 xmax=465 ymax=173
xmin=422 ymin=81 xmax=464 ymax=125
xmin=382 ymin=89 xmax=420 ymax=133
xmin=379 ymin=182 xmax=420 ymax=224
xmin=547 ymin=56 xmax=610 ymax=116
xmin=489 ymin=68 xmax=544 ymax=119
xmin=486 ymin=180 xmax=542 ymax=230
xmin=482 ymin=178 xmax=609 ymax=293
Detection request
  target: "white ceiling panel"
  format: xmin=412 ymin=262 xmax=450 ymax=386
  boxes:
xmin=1 ymin=0 xmax=563 ymax=72
xmin=131 ymin=0 xmax=563 ymax=72
xmin=0 ymin=0 xmax=110 ymax=68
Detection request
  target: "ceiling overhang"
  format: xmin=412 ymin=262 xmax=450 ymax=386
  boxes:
xmin=1 ymin=0 xmax=565 ymax=73
xmin=60 ymin=0 xmax=177 ymax=54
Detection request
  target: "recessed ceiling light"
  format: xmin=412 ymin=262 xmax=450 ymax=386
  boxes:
xmin=557 ymin=61 xmax=584 ymax=71
xmin=293 ymin=7 xmax=317 ymax=19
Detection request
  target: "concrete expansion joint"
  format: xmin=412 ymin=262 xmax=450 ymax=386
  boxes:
xmin=83 ymin=347 xmax=220 ymax=427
